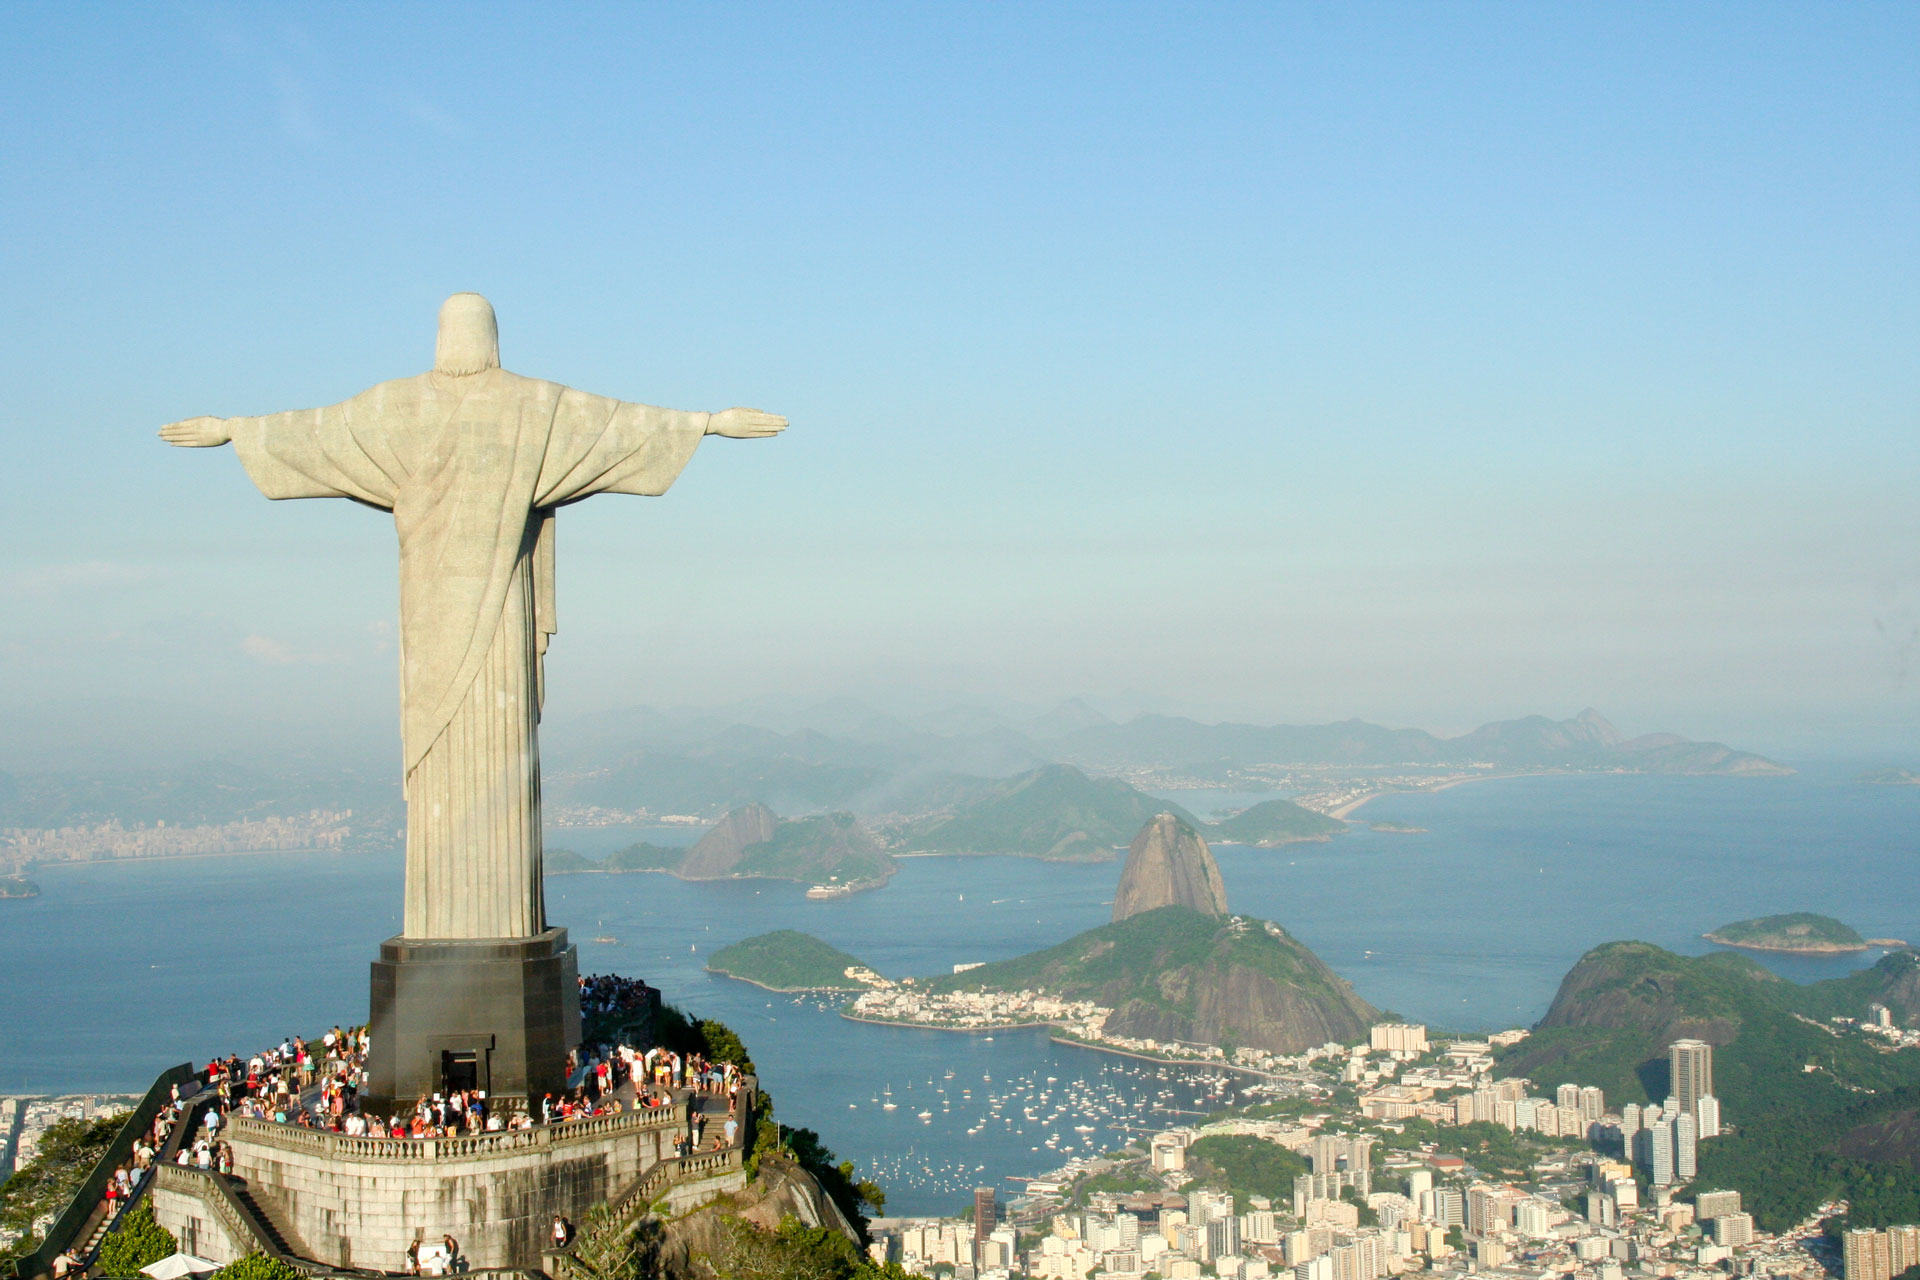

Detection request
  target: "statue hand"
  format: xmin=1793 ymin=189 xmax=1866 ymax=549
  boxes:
xmin=706 ymin=408 xmax=786 ymax=439
xmin=159 ymin=416 xmax=232 ymax=448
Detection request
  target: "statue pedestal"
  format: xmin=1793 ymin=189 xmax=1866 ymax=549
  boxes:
xmin=366 ymin=928 xmax=580 ymax=1110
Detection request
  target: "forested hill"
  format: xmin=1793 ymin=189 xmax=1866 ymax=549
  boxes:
xmin=930 ymin=905 xmax=1377 ymax=1055
xmin=1046 ymin=708 xmax=1788 ymax=775
xmin=1499 ymin=942 xmax=1920 ymax=1231
xmin=896 ymin=765 xmax=1201 ymax=860
xmin=1704 ymin=912 xmax=1869 ymax=952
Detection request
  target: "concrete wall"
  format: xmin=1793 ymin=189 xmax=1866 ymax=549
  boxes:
xmin=222 ymin=1109 xmax=690 ymax=1270
xmin=150 ymin=1173 xmax=254 ymax=1267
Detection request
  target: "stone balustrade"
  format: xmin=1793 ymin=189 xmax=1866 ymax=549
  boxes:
xmin=222 ymin=1103 xmax=686 ymax=1163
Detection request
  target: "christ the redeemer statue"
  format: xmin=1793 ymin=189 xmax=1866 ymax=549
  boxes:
xmin=162 ymin=294 xmax=784 ymax=943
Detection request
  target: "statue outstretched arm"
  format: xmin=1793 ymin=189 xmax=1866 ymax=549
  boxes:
xmin=705 ymin=408 xmax=787 ymax=439
xmin=159 ymin=416 xmax=233 ymax=448
xmin=159 ymin=384 xmax=406 ymax=509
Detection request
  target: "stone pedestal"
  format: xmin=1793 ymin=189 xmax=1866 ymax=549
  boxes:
xmin=366 ymin=928 xmax=581 ymax=1108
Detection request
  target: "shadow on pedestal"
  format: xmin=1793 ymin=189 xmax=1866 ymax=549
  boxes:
xmin=367 ymin=928 xmax=581 ymax=1109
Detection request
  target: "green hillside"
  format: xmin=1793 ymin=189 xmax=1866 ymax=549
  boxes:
xmin=734 ymin=811 xmax=895 ymax=886
xmin=543 ymin=842 xmax=682 ymax=874
xmin=606 ymin=841 xmax=683 ymax=872
xmin=898 ymin=764 xmax=1198 ymax=858
xmin=1208 ymin=799 xmax=1346 ymax=846
xmin=708 ymin=931 xmax=870 ymax=991
xmin=1500 ymin=941 xmax=1920 ymax=1230
xmin=929 ymin=905 xmax=1377 ymax=1055
xmin=1704 ymin=912 xmax=1868 ymax=952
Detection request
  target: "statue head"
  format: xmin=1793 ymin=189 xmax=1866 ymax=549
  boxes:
xmin=436 ymin=293 xmax=500 ymax=375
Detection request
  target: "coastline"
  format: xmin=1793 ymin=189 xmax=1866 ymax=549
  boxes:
xmin=14 ymin=845 xmax=389 ymax=871
xmin=1702 ymin=933 xmax=1878 ymax=955
xmin=838 ymin=1010 xmax=1284 ymax=1080
xmin=1329 ymin=770 xmax=1559 ymax=819
xmin=706 ymin=966 xmax=864 ymax=995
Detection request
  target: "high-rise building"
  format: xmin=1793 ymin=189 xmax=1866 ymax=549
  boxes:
xmin=1669 ymin=1039 xmax=1714 ymax=1118
xmin=1371 ymin=1024 xmax=1430 ymax=1053
xmin=1675 ymin=1112 xmax=1698 ymax=1180
xmin=1712 ymin=1214 xmax=1754 ymax=1247
xmin=1891 ymin=1226 xmax=1920 ymax=1275
xmin=1695 ymin=1190 xmax=1742 ymax=1219
xmin=1579 ymin=1086 xmax=1606 ymax=1122
xmin=1556 ymin=1083 xmax=1581 ymax=1111
xmin=1208 ymin=1215 xmax=1242 ymax=1262
xmin=1696 ymin=1094 xmax=1722 ymax=1138
xmin=1845 ymin=1227 xmax=1895 ymax=1280
xmin=974 ymin=1187 xmax=997 ymax=1263
xmin=1638 ymin=1120 xmax=1675 ymax=1186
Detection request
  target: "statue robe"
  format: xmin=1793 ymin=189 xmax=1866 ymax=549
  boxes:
xmin=228 ymin=367 xmax=706 ymax=939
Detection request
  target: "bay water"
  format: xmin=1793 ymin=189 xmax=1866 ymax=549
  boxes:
xmin=1 ymin=765 xmax=1913 ymax=1215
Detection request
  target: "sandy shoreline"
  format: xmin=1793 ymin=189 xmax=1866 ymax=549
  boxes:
xmin=839 ymin=1011 xmax=1283 ymax=1080
xmin=1329 ymin=771 xmax=1554 ymax=819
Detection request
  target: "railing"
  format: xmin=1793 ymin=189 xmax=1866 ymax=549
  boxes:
xmin=154 ymin=1166 xmax=278 ymax=1265
xmin=9 ymin=1062 xmax=198 ymax=1280
xmin=224 ymin=1101 xmax=686 ymax=1163
xmin=545 ymin=1143 xmax=746 ymax=1280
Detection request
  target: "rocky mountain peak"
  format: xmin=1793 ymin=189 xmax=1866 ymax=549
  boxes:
xmin=678 ymin=801 xmax=779 ymax=879
xmin=1112 ymin=813 xmax=1228 ymax=922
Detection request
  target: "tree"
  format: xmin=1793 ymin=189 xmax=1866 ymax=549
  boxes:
xmin=96 ymin=1201 xmax=176 ymax=1277
xmin=0 ymin=1113 xmax=124 ymax=1251
xmin=210 ymin=1256 xmax=303 ymax=1280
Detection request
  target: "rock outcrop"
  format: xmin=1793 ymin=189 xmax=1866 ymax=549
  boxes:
xmin=1112 ymin=813 xmax=1228 ymax=922
xmin=644 ymin=1155 xmax=860 ymax=1278
xmin=677 ymin=802 xmax=779 ymax=879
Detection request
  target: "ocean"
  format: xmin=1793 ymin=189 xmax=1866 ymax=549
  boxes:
xmin=2 ymin=764 xmax=1914 ymax=1215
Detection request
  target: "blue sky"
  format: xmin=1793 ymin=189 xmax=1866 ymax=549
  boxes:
xmin=1 ymin=3 xmax=1916 ymax=765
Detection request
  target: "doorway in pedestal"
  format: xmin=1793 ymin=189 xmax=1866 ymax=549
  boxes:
xmin=442 ymin=1050 xmax=481 ymax=1094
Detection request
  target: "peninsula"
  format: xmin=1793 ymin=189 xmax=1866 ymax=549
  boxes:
xmin=1703 ymin=912 xmax=1874 ymax=953
xmin=706 ymin=930 xmax=876 ymax=991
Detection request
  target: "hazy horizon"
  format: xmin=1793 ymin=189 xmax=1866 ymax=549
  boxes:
xmin=3 ymin=5 xmax=1916 ymax=770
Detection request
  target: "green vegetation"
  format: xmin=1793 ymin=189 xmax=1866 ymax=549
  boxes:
xmin=1207 ymin=799 xmax=1345 ymax=846
xmin=0 ymin=875 xmax=38 ymax=897
xmin=606 ymin=841 xmax=682 ymax=872
xmin=899 ymin=764 xmax=1199 ymax=858
xmin=1501 ymin=941 xmax=1920 ymax=1230
xmin=1183 ymin=1135 xmax=1309 ymax=1211
xmin=734 ymin=813 xmax=895 ymax=886
xmin=646 ymin=1004 xmax=757 ymax=1074
xmin=1072 ymin=1167 xmax=1160 ymax=1204
xmin=96 ymin=1201 xmax=176 ymax=1277
xmin=1857 ymin=769 xmax=1920 ymax=786
xmin=1705 ymin=913 xmax=1868 ymax=952
xmin=708 ymin=931 xmax=871 ymax=991
xmin=709 ymin=1214 xmax=922 ymax=1280
xmin=544 ymin=842 xmax=683 ymax=875
xmin=0 ymin=1113 xmax=123 ymax=1252
xmin=927 ymin=906 xmax=1375 ymax=1053
xmin=210 ymin=1256 xmax=305 ymax=1280
xmin=544 ymin=848 xmax=596 ymax=873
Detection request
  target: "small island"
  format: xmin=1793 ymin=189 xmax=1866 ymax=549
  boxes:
xmin=0 ymin=875 xmax=39 ymax=899
xmin=1704 ymin=912 xmax=1871 ymax=954
xmin=706 ymin=930 xmax=877 ymax=992
xmin=1208 ymin=798 xmax=1346 ymax=847
xmin=1858 ymin=768 xmax=1920 ymax=786
xmin=1368 ymin=820 xmax=1427 ymax=834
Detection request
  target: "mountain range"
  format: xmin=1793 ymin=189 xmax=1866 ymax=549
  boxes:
xmin=1 ymin=703 xmax=1787 ymax=836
